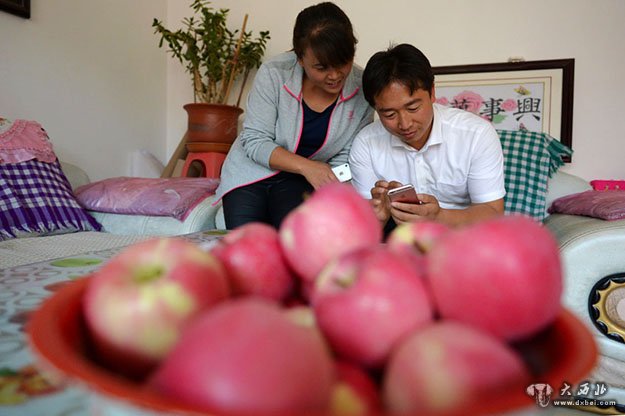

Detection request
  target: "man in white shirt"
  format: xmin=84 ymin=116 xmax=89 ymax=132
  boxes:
xmin=349 ymin=44 xmax=506 ymax=234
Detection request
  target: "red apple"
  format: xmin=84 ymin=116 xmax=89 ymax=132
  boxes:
xmin=312 ymin=245 xmax=434 ymax=368
xmin=279 ymin=183 xmax=382 ymax=284
xmin=386 ymin=220 xmax=450 ymax=254
xmin=148 ymin=298 xmax=335 ymax=414
xmin=211 ymin=222 xmax=295 ymax=301
xmin=82 ymin=237 xmax=230 ymax=378
xmin=427 ymin=215 xmax=562 ymax=341
xmin=383 ymin=321 xmax=530 ymax=414
xmin=330 ymin=361 xmax=381 ymax=416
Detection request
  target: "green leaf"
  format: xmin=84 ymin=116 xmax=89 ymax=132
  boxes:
xmin=50 ymin=258 xmax=103 ymax=267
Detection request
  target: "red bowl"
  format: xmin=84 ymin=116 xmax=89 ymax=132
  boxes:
xmin=27 ymin=276 xmax=598 ymax=416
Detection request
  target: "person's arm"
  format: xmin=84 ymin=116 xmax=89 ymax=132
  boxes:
xmin=268 ymin=147 xmax=337 ymax=189
xmin=348 ymin=128 xmax=379 ymax=199
xmin=390 ymin=196 xmax=504 ymax=227
xmin=237 ymin=61 xmax=290 ymax=168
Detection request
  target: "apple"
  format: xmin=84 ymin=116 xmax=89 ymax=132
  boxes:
xmin=383 ymin=321 xmax=530 ymax=414
xmin=330 ymin=361 xmax=381 ymax=416
xmin=148 ymin=298 xmax=335 ymax=414
xmin=211 ymin=222 xmax=295 ymax=301
xmin=427 ymin=215 xmax=562 ymax=341
xmin=279 ymin=183 xmax=382 ymax=284
xmin=386 ymin=220 xmax=450 ymax=254
xmin=312 ymin=245 xmax=434 ymax=368
xmin=82 ymin=237 xmax=230 ymax=378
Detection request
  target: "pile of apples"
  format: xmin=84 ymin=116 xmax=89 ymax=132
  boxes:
xmin=82 ymin=183 xmax=563 ymax=415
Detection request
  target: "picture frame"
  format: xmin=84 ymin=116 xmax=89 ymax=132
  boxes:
xmin=432 ymin=59 xmax=574 ymax=161
xmin=0 ymin=0 xmax=30 ymax=18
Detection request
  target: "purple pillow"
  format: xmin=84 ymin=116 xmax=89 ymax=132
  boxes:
xmin=75 ymin=177 xmax=220 ymax=221
xmin=548 ymin=190 xmax=625 ymax=221
xmin=0 ymin=159 xmax=102 ymax=240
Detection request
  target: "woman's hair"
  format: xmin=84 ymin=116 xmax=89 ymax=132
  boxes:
xmin=362 ymin=43 xmax=434 ymax=107
xmin=292 ymin=2 xmax=357 ymax=68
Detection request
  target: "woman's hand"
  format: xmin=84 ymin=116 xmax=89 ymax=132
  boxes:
xmin=301 ymin=160 xmax=339 ymax=189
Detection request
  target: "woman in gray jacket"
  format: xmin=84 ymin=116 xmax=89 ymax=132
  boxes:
xmin=215 ymin=2 xmax=374 ymax=229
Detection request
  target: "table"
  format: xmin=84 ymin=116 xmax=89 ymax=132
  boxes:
xmin=0 ymin=230 xmax=225 ymax=415
xmin=0 ymin=230 xmax=604 ymax=416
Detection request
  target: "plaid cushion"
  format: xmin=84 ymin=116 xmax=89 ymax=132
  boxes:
xmin=0 ymin=159 xmax=101 ymax=240
xmin=497 ymin=129 xmax=573 ymax=220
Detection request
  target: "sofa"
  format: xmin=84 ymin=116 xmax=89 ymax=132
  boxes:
xmin=0 ymin=161 xmax=222 ymax=269
xmin=543 ymin=172 xmax=625 ymax=409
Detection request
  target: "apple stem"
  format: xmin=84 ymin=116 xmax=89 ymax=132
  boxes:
xmin=335 ymin=274 xmax=355 ymax=288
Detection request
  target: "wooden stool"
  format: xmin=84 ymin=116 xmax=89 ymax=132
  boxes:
xmin=181 ymin=142 xmax=231 ymax=178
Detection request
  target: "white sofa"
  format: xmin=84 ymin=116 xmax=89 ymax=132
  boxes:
xmin=543 ymin=172 xmax=625 ymax=410
xmin=61 ymin=162 xmax=222 ymax=236
xmin=0 ymin=162 xmax=222 ymax=269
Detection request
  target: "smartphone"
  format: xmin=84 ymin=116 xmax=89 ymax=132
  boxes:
xmin=387 ymin=184 xmax=422 ymax=204
xmin=332 ymin=163 xmax=352 ymax=182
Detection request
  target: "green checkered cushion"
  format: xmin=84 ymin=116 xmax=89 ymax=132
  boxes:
xmin=497 ymin=129 xmax=573 ymax=220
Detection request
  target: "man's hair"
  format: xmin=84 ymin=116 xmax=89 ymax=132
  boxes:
xmin=292 ymin=2 xmax=357 ymax=68
xmin=362 ymin=43 xmax=434 ymax=107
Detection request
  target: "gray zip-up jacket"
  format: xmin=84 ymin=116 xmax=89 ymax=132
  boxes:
xmin=214 ymin=51 xmax=374 ymax=201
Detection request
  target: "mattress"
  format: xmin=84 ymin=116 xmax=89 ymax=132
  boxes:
xmin=0 ymin=232 xmax=151 ymax=269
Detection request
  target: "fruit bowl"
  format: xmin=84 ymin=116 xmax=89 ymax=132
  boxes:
xmin=27 ymin=276 xmax=598 ymax=416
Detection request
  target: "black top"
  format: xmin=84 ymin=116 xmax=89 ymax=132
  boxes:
xmin=296 ymin=99 xmax=337 ymax=158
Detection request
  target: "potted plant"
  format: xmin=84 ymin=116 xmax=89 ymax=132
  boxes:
xmin=153 ymin=0 xmax=270 ymax=146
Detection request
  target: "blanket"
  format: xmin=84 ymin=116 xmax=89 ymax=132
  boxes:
xmin=497 ymin=129 xmax=573 ymax=220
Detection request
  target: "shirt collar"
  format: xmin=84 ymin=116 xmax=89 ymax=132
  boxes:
xmin=427 ymin=103 xmax=444 ymax=147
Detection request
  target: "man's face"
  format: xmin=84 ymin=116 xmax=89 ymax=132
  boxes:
xmin=374 ymin=81 xmax=435 ymax=150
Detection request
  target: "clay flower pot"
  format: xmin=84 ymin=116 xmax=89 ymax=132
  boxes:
xmin=183 ymin=103 xmax=243 ymax=145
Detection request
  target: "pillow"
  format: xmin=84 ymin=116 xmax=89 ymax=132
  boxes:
xmin=75 ymin=177 xmax=220 ymax=221
xmin=590 ymin=180 xmax=625 ymax=191
xmin=497 ymin=129 xmax=573 ymax=220
xmin=0 ymin=159 xmax=102 ymax=240
xmin=548 ymin=190 xmax=625 ymax=221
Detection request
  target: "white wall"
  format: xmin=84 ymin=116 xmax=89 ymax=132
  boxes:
xmin=167 ymin=0 xmax=625 ymax=182
xmin=1 ymin=1 xmax=623 ymax=182
xmin=0 ymin=0 xmax=166 ymax=181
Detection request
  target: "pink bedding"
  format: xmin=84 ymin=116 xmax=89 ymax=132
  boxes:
xmin=75 ymin=177 xmax=220 ymax=221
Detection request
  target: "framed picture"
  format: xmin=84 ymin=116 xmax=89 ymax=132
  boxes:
xmin=433 ymin=59 xmax=574 ymax=161
xmin=0 ymin=0 xmax=30 ymax=18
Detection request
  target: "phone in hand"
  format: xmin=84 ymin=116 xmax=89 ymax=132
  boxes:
xmin=332 ymin=163 xmax=352 ymax=182
xmin=387 ymin=184 xmax=423 ymax=204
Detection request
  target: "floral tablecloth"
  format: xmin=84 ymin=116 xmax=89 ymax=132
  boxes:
xmin=0 ymin=230 xmax=225 ymax=415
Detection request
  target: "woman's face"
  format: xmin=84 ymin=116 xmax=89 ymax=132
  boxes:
xmin=298 ymin=47 xmax=353 ymax=96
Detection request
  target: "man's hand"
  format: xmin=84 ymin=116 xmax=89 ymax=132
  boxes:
xmin=390 ymin=193 xmax=441 ymax=224
xmin=369 ymin=180 xmax=391 ymax=222
xmin=369 ymin=180 xmax=408 ymax=223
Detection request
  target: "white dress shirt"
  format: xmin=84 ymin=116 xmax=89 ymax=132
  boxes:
xmin=349 ymin=103 xmax=506 ymax=210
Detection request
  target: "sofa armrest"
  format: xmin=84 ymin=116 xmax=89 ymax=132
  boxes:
xmin=545 ymin=171 xmax=592 ymax=208
xmin=89 ymin=195 xmax=221 ymax=236
xmin=61 ymin=161 xmax=91 ymax=189
xmin=544 ymin=213 xmax=625 ymax=363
